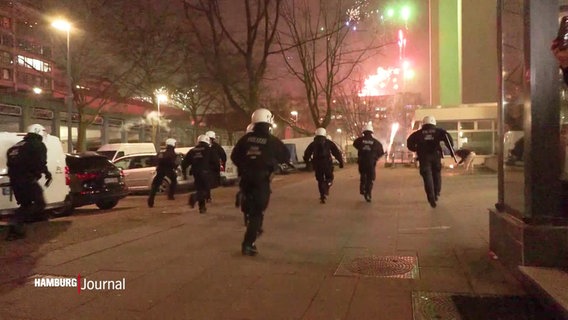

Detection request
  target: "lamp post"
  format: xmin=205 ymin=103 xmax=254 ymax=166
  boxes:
xmin=155 ymin=90 xmax=168 ymax=149
xmin=52 ymin=19 xmax=72 ymax=153
xmin=290 ymin=110 xmax=298 ymax=122
xmin=336 ymin=128 xmax=343 ymax=152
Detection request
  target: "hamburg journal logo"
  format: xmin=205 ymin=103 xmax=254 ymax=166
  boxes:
xmin=31 ymin=274 xmax=126 ymax=293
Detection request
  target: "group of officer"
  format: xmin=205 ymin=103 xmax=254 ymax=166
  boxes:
xmin=148 ymin=131 xmax=226 ymax=214
xmin=5 ymin=113 xmax=454 ymax=253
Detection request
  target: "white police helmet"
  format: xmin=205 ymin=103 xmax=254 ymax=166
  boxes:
xmin=205 ymin=131 xmax=216 ymax=140
xmin=197 ymin=134 xmax=210 ymax=145
xmin=422 ymin=116 xmax=436 ymax=126
xmin=315 ymin=127 xmax=326 ymax=136
xmin=246 ymin=123 xmax=254 ymax=133
xmin=165 ymin=138 xmax=176 ymax=147
xmin=251 ymin=108 xmax=273 ymax=124
xmin=363 ymin=123 xmax=374 ymax=133
xmin=27 ymin=123 xmax=47 ymax=139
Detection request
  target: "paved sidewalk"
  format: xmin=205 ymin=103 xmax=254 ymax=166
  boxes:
xmin=0 ymin=165 xmax=533 ymax=319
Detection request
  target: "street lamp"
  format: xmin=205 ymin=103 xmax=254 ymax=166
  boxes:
xmin=51 ymin=19 xmax=73 ymax=153
xmin=290 ymin=110 xmax=298 ymax=123
xmin=155 ymin=90 xmax=168 ymax=148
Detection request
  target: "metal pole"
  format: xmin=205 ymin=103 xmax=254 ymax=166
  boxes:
xmin=157 ymin=99 xmax=160 ymax=150
xmin=66 ymin=29 xmax=73 ymax=153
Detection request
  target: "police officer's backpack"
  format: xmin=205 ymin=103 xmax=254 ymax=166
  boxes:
xmin=313 ymin=140 xmax=331 ymax=160
xmin=6 ymin=140 xmax=29 ymax=175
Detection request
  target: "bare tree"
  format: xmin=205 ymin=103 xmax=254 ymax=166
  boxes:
xmin=181 ymin=0 xmax=283 ymax=127
xmin=277 ymin=0 xmax=391 ymax=129
xmin=45 ymin=0 xmax=183 ymax=151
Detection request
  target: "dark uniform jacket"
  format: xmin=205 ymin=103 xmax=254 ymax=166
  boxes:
xmin=303 ymin=136 xmax=344 ymax=167
xmin=7 ymin=133 xmax=49 ymax=182
xmin=353 ymin=133 xmax=385 ymax=166
xmin=181 ymin=142 xmax=219 ymax=176
xmin=210 ymin=141 xmax=227 ymax=165
xmin=406 ymin=124 xmax=453 ymax=161
xmin=156 ymin=146 xmax=178 ymax=174
xmin=230 ymin=125 xmax=290 ymax=181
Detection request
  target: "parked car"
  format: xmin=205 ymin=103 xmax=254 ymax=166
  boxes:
xmin=97 ymin=143 xmax=156 ymax=162
xmin=112 ymin=153 xmax=193 ymax=193
xmin=65 ymin=152 xmax=129 ymax=213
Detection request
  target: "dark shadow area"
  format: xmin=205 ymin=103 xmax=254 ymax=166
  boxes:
xmin=0 ymin=220 xmax=72 ymax=294
xmin=452 ymin=294 xmax=553 ymax=320
xmin=57 ymin=205 xmax=133 ymax=218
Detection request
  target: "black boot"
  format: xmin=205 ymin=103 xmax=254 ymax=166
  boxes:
xmin=241 ymin=243 xmax=258 ymax=256
xmin=147 ymin=196 xmax=155 ymax=208
xmin=188 ymin=193 xmax=196 ymax=208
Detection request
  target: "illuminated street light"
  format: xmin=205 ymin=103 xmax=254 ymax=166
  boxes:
xmin=290 ymin=110 xmax=298 ymax=123
xmin=51 ymin=18 xmax=73 ymax=153
xmin=336 ymin=128 xmax=342 ymax=133
xmin=32 ymin=87 xmax=42 ymax=94
xmin=400 ymin=6 xmax=411 ymax=22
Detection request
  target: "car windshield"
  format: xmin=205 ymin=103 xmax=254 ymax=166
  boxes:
xmin=97 ymin=151 xmax=116 ymax=160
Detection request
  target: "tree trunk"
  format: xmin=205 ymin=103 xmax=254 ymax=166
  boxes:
xmin=77 ymin=121 xmax=88 ymax=152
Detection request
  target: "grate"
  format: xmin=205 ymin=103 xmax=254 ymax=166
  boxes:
xmin=412 ymin=291 xmax=461 ymax=320
xmin=335 ymin=255 xmax=419 ymax=279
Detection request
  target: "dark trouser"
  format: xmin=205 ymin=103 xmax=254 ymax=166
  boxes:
xmin=240 ymin=175 xmax=271 ymax=247
xmin=9 ymin=180 xmax=46 ymax=233
xmin=149 ymin=169 xmax=177 ymax=200
xmin=314 ymin=161 xmax=334 ymax=197
xmin=193 ymin=171 xmax=210 ymax=210
xmin=358 ymin=161 xmax=376 ymax=195
xmin=205 ymin=171 xmax=221 ymax=201
xmin=418 ymin=155 xmax=442 ymax=202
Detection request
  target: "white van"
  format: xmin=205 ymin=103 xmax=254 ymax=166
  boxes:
xmin=282 ymin=136 xmax=314 ymax=169
xmin=0 ymin=132 xmax=70 ymax=216
xmin=97 ymin=143 xmax=157 ymax=162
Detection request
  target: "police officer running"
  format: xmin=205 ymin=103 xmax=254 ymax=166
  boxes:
xmin=182 ymin=135 xmax=219 ymax=214
xmin=205 ymin=131 xmax=226 ymax=202
xmin=147 ymin=138 xmax=178 ymax=208
xmin=353 ymin=123 xmax=385 ymax=202
xmin=5 ymin=124 xmax=52 ymax=241
xmin=303 ymin=127 xmax=344 ymax=204
xmin=406 ymin=116 xmax=454 ymax=208
xmin=231 ymin=108 xmax=290 ymax=256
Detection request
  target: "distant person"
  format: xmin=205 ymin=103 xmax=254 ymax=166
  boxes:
xmin=455 ymin=148 xmax=476 ymax=173
xmin=231 ymin=108 xmax=290 ymax=256
xmin=303 ymin=127 xmax=344 ymax=204
xmin=5 ymin=124 xmax=52 ymax=241
xmin=353 ymin=123 xmax=385 ymax=202
xmin=205 ymin=130 xmax=227 ymax=202
xmin=147 ymin=138 xmax=178 ymax=208
xmin=182 ymin=135 xmax=219 ymax=214
xmin=407 ymin=116 xmax=454 ymax=208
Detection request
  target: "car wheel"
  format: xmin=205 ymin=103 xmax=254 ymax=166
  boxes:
xmin=95 ymin=199 xmax=119 ymax=210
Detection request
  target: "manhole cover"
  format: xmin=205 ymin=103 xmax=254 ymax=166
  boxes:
xmin=335 ymin=255 xmax=419 ymax=278
xmin=412 ymin=291 xmax=460 ymax=320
